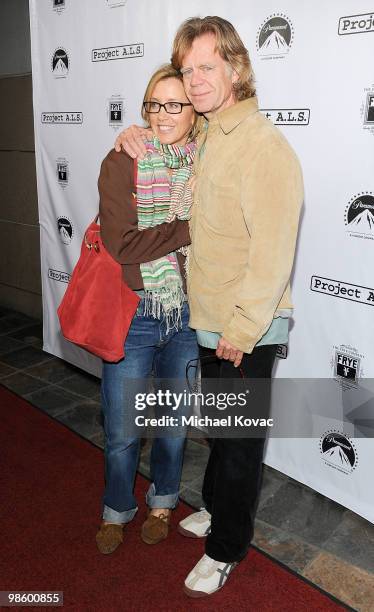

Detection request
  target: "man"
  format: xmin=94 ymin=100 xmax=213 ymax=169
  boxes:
xmin=116 ymin=16 xmax=303 ymax=598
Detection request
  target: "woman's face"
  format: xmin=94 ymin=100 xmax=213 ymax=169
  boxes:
xmin=147 ymin=77 xmax=195 ymax=146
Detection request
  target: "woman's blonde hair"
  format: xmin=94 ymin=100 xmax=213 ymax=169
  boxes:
xmin=141 ymin=64 xmax=199 ymax=141
xmin=171 ymin=16 xmax=256 ymax=101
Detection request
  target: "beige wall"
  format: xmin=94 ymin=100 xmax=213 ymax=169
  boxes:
xmin=0 ymin=74 xmax=42 ymax=318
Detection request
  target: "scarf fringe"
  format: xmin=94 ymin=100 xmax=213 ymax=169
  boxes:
xmin=141 ymin=286 xmax=186 ymax=333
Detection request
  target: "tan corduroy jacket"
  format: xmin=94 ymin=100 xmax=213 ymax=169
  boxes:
xmin=188 ymin=97 xmax=304 ymax=353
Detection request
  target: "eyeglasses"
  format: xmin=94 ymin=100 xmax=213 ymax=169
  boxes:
xmin=143 ymin=101 xmax=193 ymax=114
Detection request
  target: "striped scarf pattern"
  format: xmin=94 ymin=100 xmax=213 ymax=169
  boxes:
xmin=136 ymin=137 xmax=196 ymax=331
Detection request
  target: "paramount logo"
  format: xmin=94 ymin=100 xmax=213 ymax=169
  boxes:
xmin=320 ymin=431 xmax=357 ymax=475
xmin=345 ymin=193 xmax=374 ymax=240
xmin=51 ymin=48 xmax=69 ymax=78
xmin=256 ymin=14 xmax=294 ymax=59
xmin=338 ymin=12 xmax=374 ymax=35
xmin=92 ymin=44 xmax=144 ymax=62
xmin=53 ymin=0 xmax=65 ymax=13
xmin=261 ymin=109 xmax=310 ymax=125
xmin=41 ymin=112 xmax=83 ymax=124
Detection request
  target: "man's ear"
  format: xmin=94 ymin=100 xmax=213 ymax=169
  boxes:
xmin=231 ymin=68 xmax=240 ymax=84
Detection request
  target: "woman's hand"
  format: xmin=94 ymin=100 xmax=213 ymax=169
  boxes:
xmin=114 ymin=125 xmax=153 ymax=158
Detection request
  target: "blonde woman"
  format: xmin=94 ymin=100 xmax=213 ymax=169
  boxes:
xmin=96 ymin=65 xmax=198 ymax=553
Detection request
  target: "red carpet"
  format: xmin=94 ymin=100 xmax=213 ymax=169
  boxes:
xmin=0 ymin=385 xmax=346 ymax=611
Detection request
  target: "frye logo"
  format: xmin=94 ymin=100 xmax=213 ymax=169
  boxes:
xmin=331 ymin=344 xmax=364 ymax=389
xmin=336 ymin=354 xmax=358 ymax=380
xmin=56 ymin=158 xmax=69 ymax=187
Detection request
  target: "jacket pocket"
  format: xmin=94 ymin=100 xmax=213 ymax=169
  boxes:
xmin=199 ymin=176 xmax=234 ymax=231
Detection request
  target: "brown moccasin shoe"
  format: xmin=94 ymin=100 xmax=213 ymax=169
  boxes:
xmin=96 ymin=522 xmax=124 ymax=554
xmin=141 ymin=511 xmax=171 ymax=545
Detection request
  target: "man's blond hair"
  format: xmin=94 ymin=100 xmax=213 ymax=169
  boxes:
xmin=171 ymin=16 xmax=256 ymax=101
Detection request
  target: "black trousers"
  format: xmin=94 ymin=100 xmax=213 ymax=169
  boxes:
xmin=199 ymin=344 xmax=277 ymax=563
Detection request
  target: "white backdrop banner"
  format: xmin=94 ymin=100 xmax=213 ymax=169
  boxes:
xmin=29 ymin=0 xmax=374 ymax=523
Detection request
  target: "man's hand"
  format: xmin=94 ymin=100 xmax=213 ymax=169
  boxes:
xmin=216 ymin=337 xmax=243 ymax=368
xmin=114 ymin=125 xmax=153 ymax=158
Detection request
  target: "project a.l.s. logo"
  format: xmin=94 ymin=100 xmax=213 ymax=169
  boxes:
xmin=338 ymin=12 xmax=374 ymax=35
xmin=48 ymin=268 xmax=71 ymax=283
xmin=261 ymin=109 xmax=310 ymax=126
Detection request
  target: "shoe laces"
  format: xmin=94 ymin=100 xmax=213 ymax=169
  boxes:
xmin=148 ymin=510 xmax=171 ymax=523
xmin=198 ymin=554 xmax=218 ymax=576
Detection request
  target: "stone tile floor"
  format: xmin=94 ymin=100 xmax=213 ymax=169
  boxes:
xmin=1 ymin=306 xmax=373 ymax=611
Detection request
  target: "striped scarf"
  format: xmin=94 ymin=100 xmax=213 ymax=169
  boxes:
xmin=136 ymin=137 xmax=196 ymax=331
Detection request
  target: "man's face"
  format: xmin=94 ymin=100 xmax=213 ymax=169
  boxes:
xmin=180 ymin=33 xmax=238 ymax=118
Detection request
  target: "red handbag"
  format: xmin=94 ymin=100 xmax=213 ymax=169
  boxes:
xmin=57 ymin=216 xmax=140 ymax=362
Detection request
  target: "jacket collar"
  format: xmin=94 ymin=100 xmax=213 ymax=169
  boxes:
xmin=213 ymin=97 xmax=259 ymax=135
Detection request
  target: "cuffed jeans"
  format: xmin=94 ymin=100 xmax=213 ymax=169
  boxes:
xmin=101 ymin=300 xmax=198 ymax=524
xmin=199 ymin=344 xmax=278 ymax=563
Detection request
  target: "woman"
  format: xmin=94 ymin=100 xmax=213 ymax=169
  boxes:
xmin=96 ymin=65 xmax=199 ymax=553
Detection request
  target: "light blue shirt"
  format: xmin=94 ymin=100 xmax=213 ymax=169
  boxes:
xmin=196 ymin=317 xmax=289 ymax=350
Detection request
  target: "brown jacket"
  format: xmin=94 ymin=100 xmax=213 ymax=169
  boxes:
xmin=189 ymin=97 xmax=304 ymax=353
xmin=98 ymin=149 xmax=190 ymax=290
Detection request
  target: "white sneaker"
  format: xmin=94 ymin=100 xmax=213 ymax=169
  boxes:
xmin=184 ymin=553 xmax=238 ymax=597
xmin=178 ymin=508 xmax=211 ymax=538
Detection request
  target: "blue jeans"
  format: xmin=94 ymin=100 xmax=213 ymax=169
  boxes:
xmin=101 ymin=300 xmax=198 ymax=524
